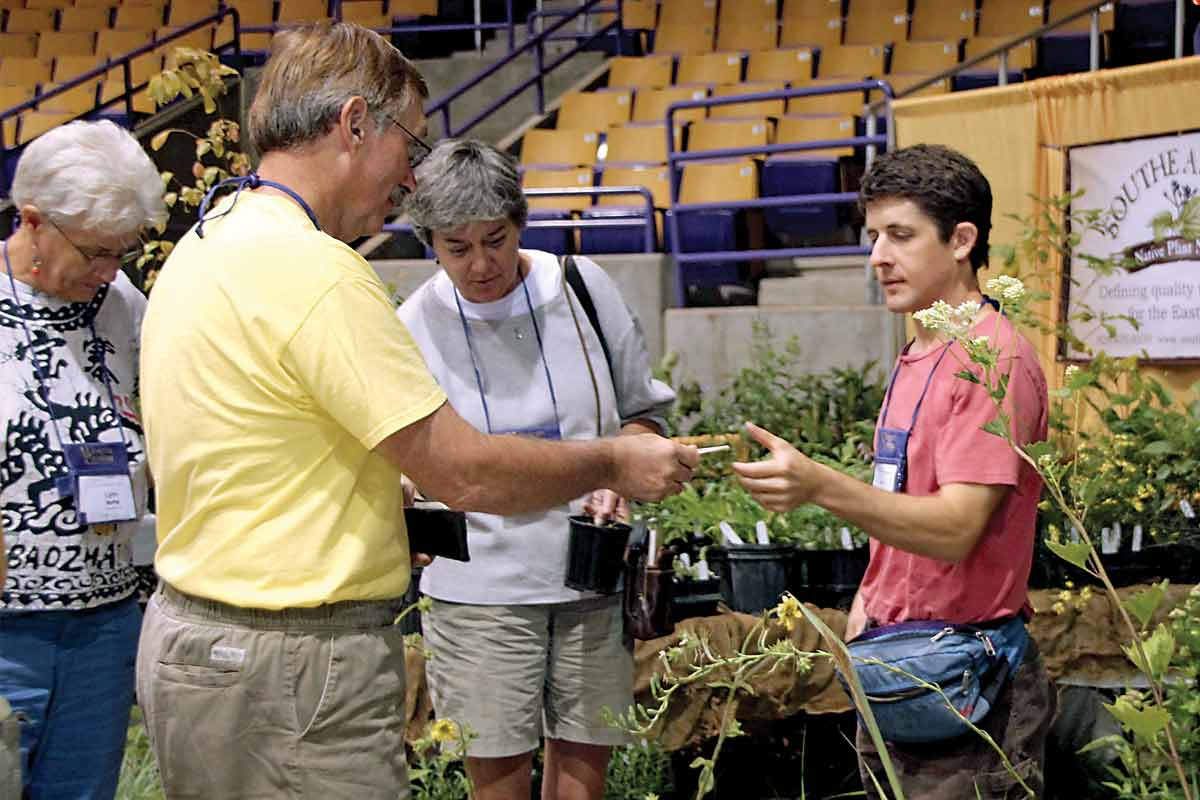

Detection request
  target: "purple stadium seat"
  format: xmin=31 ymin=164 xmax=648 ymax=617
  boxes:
xmin=761 ymin=156 xmax=841 ymax=240
xmin=520 ymin=208 xmax=574 ymax=255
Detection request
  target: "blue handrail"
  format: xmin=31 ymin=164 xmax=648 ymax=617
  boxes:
xmin=320 ymin=0 xmax=516 ymax=53
xmin=663 ymin=80 xmax=893 ymax=304
xmin=0 ymin=8 xmax=243 ymax=150
xmin=384 ymin=184 xmax=657 ymax=254
xmin=425 ymin=0 xmax=624 ymax=139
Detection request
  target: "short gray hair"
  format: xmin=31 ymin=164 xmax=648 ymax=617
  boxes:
xmin=249 ymin=22 xmax=429 ymax=155
xmin=405 ymin=139 xmax=528 ymax=245
xmin=11 ymin=120 xmax=167 ymax=237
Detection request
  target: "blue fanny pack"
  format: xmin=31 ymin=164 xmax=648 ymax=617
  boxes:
xmin=840 ymin=617 xmax=1029 ymax=744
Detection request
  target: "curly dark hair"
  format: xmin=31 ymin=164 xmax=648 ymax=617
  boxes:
xmin=859 ymin=144 xmax=993 ymax=272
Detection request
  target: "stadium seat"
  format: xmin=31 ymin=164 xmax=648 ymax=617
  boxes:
xmin=277 ymin=0 xmax=329 ymax=25
xmin=6 ymin=9 xmax=57 ymax=34
xmin=22 ymin=0 xmax=63 ymax=9
xmin=579 ymin=164 xmax=669 ymax=254
xmin=891 ymin=40 xmax=960 ymax=73
xmin=37 ymin=79 xmax=98 ymax=114
xmin=17 ymin=110 xmax=73 ymax=145
xmin=0 ymin=34 xmax=39 ymax=59
xmin=220 ymin=0 xmax=275 ymax=51
xmin=0 ymin=83 xmax=34 ymax=109
xmin=557 ymin=89 xmax=632 ymax=129
xmin=779 ymin=14 xmax=844 ymax=48
xmin=603 ymin=122 xmax=679 ymax=165
xmin=632 ymin=85 xmax=709 ymax=124
xmin=844 ymin=0 xmax=909 ymax=45
xmin=166 ymin=0 xmax=220 ymax=25
xmin=598 ymin=163 xmax=671 ymax=208
xmin=659 ymin=0 xmax=717 ymax=32
xmin=746 ymin=47 xmax=815 ymax=83
xmin=673 ymin=157 xmax=759 ymax=294
xmin=0 ymin=57 xmax=52 ymax=85
xmin=786 ymin=79 xmax=865 ymax=116
xmin=607 ymin=54 xmax=674 ymax=90
xmin=686 ymin=116 xmax=771 ymax=155
xmin=521 ymin=128 xmax=600 ymax=167
xmin=956 ymin=36 xmax=1034 ymax=88
xmin=390 ymin=0 xmax=437 ymax=16
xmin=1041 ymin=0 xmax=1114 ymax=73
xmin=775 ymin=114 xmax=855 ymax=157
xmin=910 ymin=0 xmax=976 ymax=41
xmin=978 ymin=0 xmax=1047 ymax=38
xmin=716 ymin=17 xmax=780 ymax=52
xmin=59 ymin=7 xmax=114 ymax=32
xmin=708 ymin=80 xmax=786 ymax=118
xmin=37 ymin=32 xmax=97 ymax=60
xmin=597 ymin=0 xmax=657 ymax=31
xmin=157 ymin=26 xmax=214 ymax=54
xmin=522 ymin=166 xmax=594 ymax=211
xmin=339 ymin=1 xmax=389 ymax=29
xmin=98 ymin=78 xmax=156 ymax=113
xmin=817 ymin=44 xmax=886 ymax=79
xmin=652 ymin=22 xmax=715 ymax=54
xmin=113 ymin=4 xmax=166 ymax=29
xmin=51 ymin=54 xmax=102 ymax=82
xmin=676 ymin=52 xmax=741 ymax=86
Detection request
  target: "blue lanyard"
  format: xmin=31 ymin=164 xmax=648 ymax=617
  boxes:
xmin=453 ymin=268 xmax=561 ymax=435
xmin=3 ymin=240 xmax=129 ymax=450
xmin=878 ymin=341 xmax=952 ymax=432
xmin=195 ymin=174 xmax=321 ymax=237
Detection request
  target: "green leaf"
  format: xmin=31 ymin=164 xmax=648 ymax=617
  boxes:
xmin=1141 ymin=440 xmax=1175 ymax=456
xmin=1121 ymin=624 xmax=1175 ymax=681
xmin=1122 ymin=580 xmax=1168 ymax=630
xmin=196 ymin=139 xmax=211 ymax=158
xmin=1104 ymin=695 xmax=1170 ymax=743
xmin=982 ymin=419 xmax=1007 ymax=438
xmin=955 ymin=369 xmax=981 ymax=384
xmin=1046 ymin=539 xmax=1092 ymax=570
xmin=150 ymin=130 xmax=171 ymax=151
xmin=1077 ymin=733 xmax=1129 ymax=756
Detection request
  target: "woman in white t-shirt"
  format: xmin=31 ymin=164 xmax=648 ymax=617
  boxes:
xmin=398 ymin=139 xmax=674 ymax=800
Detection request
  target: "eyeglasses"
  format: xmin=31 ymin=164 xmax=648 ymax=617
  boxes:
xmin=386 ymin=115 xmax=433 ymax=169
xmin=49 ymin=219 xmax=141 ymax=266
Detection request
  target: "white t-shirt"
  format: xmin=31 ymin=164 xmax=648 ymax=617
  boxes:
xmin=397 ymin=250 xmax=674 ymax=604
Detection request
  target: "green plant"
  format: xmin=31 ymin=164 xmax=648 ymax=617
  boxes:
xmin=408 ymin=718 xmax=475 ymax=800
xmin=116 ymin=708 xmax=164 ymax=800
xmin=604 ymin=742 xmax=674 ymax=800
xmin=138 ymin=47 xmax=247 ymax=289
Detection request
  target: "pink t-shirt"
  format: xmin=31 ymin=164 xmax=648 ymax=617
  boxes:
xmin=860 ymin=310 xmax=1048 ymax=626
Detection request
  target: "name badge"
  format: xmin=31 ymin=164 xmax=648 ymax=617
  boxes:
xmin=59 ymin=442 xmax=137 ymax=526
xmin=872 ymin=427 xmax=909 ymax=493
xmin=499 ymin=423 xmax=562 ymax=441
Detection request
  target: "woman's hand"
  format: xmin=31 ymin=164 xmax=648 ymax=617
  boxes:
xmin=584 ymin=489 xmax=630 ymax=524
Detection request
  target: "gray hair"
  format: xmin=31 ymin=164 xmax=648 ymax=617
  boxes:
xmin=404 ymin=139 xmax=528 ymax=245
xmin=249 ymin=22 xmax=429 ymax=155
xmin=11 ymin=120 xmax=167 ymax=237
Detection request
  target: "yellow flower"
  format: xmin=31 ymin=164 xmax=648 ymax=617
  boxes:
xmin=430 ymin=718 xmax=459 ymax=744
xmin=773 ymin=593 xmax=803 ymax=633
xmin=1052 ymin=601 xmax=1067 ymax=615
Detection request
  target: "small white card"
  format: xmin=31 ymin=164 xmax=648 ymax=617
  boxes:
xmin=872 ymin=462 xmax=898 ymax=492
xmin=77 ymin=473 xmax=136 ymax=524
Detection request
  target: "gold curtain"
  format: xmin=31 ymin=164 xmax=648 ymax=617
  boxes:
xmin=892 ymin=57 xmax=1200 ymax=396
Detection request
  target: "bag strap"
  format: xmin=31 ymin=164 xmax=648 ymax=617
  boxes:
xmin=562 ymin=255 xmax=614 ymax=378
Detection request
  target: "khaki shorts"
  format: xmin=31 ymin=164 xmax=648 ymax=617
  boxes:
xmin=423 ymin=596 xmax=632 ymax=758
xmin=137 ymin=584 xmax=410 ymax=800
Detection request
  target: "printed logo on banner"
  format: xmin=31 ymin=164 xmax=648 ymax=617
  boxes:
xmin=1067 ymin=131 xmax=1200 ymax=361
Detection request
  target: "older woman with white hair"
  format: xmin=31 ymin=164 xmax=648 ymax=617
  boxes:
xmin=0 ymin=120 xmax=165 ymax=799
xmin=398 ymin=139 xmax=675 ymax=800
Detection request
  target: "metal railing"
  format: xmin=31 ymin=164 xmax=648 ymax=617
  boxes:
xmin=323 ymin=0 xmax=516 ymax=54
xmin=0 ymin=9 xmax=243 ymax=150
xmin=664 ymin=80 xmax=893 ymax=305
xmin=872 ymin=0 xmax=1186 ymax=110
xmin=426 ymin=0 xmax=625 ymax=139
xmin=383 ymin=184 xmax=657 ymax=254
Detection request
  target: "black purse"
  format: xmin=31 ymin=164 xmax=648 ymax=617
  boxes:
xmin=623 ymin=540 xmax=676 ymax=640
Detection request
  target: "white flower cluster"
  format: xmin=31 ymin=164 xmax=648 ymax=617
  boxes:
xmin=912 ymin=298 xmax=980 ymax=338
xmin=984 ymin=275 xmax=1026 ymax=303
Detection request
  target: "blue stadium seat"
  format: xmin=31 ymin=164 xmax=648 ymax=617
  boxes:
xmin=520 ymin=208 xmax=574 ymax=255
xmin=761 ymin=156 xmax=841 ymax=239
xmin=579 ymin=205 xmax=653 ymax=254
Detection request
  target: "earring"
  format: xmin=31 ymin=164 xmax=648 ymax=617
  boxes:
xmin=31 ymin=251 xmax=42 ymax=275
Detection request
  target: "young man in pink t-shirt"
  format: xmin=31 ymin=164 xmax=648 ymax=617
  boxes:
xmin=734 ymin=144 xmax=1054 ymax=799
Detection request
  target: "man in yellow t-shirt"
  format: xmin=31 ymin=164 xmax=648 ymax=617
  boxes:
xmin=136 ymin=23 xmax=698 ymax=800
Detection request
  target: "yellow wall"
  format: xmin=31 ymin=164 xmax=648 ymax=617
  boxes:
xmin=892 ymin=57 xmax=1200 ymax=399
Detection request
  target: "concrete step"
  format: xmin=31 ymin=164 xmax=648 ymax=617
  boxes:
xmin=663 ymin=304 xmax=901 ymax=393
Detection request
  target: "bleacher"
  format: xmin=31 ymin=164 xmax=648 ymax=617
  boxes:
xmin=500 ymin=0 xmax=1192 ymax=302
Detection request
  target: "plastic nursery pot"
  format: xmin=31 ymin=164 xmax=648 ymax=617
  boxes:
xmin=398 ymin=566 xmax=423 ymax=636
xmin=710 ymin=543 xmax=795 ymax=615
xmin=404 ymin=506 xmax=470 ymax=562
xmin=670 ymin=577 xmax=722 ymax=623
xmin=795 ymin=546 xmax=870 ymax=610
xmin=565 ymin=515 xmax=632 ymax=594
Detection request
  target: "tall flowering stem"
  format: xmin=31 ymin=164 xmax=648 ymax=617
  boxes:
xmin=914 ymin=278 xmax=1195 ymax=800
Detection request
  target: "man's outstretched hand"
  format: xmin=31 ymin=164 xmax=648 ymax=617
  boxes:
xmin=731 ymin=421 xmax=823 ymax=512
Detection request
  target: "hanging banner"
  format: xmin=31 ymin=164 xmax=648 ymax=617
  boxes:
xmin=1066 ymin=131 xmax=1200 ymax=362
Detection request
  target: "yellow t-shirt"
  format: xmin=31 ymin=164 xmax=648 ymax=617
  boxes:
xmin=140 ymin=192 xmax=445 ymax=609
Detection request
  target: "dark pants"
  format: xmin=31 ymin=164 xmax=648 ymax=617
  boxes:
xmin=857 ymin=640 xmax=1056 ymax=800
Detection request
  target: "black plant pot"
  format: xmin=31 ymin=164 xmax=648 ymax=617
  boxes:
xmin=794 ymin=546 xmax=870 ymax=610
xmin=565 ymin=515 xmax=632 ymax=593
xmin=1062 ymin=539 xmax=1200 ymax=588
xmin=670 ymin=576 xmax=722 ymax=623
xmin=398 ymin=565 xmax=423 ymax=636
xmin=710 ymin=543 xmax=795 ymax=614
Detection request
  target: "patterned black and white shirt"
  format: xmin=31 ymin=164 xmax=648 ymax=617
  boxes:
xmin=1 ymin=269 xmax=148 ymax=611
